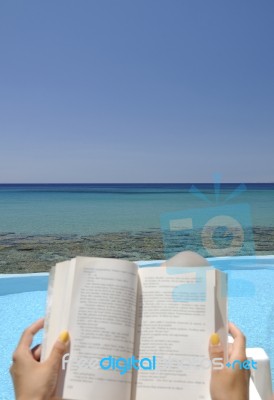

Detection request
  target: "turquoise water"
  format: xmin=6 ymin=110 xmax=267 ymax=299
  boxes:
xmin=0 ymin=258 xmax=274 ymax=399
xmin=0 ymin=184 xmax=273 ymax=235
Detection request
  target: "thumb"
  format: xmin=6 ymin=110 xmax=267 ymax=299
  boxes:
xmin=47 ymin=331 xmax=70 ymax=371
xmin=208 ymin=333 xmax=224 ymax=366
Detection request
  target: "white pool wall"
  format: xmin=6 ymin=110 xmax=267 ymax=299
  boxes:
xmin=1 ymin=255 xmax=274 ymax=296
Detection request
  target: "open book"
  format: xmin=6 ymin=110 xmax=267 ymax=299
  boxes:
xmin=41 ymin=257 xmax=227 ymax=400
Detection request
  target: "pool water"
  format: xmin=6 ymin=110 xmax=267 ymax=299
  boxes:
xmin=0 ymin=257 xmax=274 ymax=399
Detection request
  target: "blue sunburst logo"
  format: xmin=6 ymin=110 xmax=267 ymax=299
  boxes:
xmin=161 ymin=174 xmax=255 ymax=258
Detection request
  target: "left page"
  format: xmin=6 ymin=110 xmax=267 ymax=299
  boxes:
xmin=42 ymin=256 xmax=139 ymax=400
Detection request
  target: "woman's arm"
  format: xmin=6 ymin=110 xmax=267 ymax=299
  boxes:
xmin=10 ymin=318 xmax=69 ymax=400
xmin=209 ymin=322 xmax=250 ymax=400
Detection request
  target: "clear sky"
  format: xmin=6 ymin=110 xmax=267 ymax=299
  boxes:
xmin=0 ymin=0 xmax=273 ymax=183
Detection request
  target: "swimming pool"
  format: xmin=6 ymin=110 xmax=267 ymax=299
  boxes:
xmin=0 ymin=256 xmax=274 ymax=399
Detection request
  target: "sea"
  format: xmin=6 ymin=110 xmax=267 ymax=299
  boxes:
xmin=0 ymin=183 xmax=273 ymax=273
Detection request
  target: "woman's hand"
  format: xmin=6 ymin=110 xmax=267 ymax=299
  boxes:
xmin=209 ymin=322 xmax=250 ymax=400
xmin=10 ymin=318 xmax=69 ymax=400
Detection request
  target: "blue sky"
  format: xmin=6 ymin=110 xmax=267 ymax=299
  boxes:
xmin=0 ymin=0 xmax=273 ymax=183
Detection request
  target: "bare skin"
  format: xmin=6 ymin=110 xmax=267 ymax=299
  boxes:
xmin=209 ymin=322 xmax=250 ymax=400
xmin=161 ymin=250 xmax=210 ymax=268
xmin=11 ymin=319 xmax=251 ymax=400
xmin=10 ymin=318 xmax=69 ymax=400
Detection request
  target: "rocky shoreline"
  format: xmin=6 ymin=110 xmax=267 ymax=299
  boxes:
xmin=0 ymin=227 xmax=274 ymax=273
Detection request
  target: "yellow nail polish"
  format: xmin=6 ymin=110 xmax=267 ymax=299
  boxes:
xmin=210 ymin=333 xmax=220 ymax=345
xmin=58 ymin=330 xmax=70 ymax=343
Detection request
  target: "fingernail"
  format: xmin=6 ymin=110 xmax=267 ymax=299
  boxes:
xmin=210 ymin=333 xmax=220 ymax=345
xmin=58 ymin=331 xmax=70 ymax=343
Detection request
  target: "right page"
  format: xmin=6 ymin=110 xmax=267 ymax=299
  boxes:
xmin=132 ymin=266 xmax=227 ymax=400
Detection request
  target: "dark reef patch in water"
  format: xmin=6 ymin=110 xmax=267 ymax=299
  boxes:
xmin=0 ymin=227 xmax=273 ymax=273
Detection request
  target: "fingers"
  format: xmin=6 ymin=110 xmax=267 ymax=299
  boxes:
xmin=209 ymin=323 xmax=247 ymax=374
xmin=228 ymin=343 xmax=233 ymax=358
xmin=46 ymin=331 xmax=70 ymax=372
xmin=31 ymin=344 xmax=42 ymax=361
xmin=228 ymin=322 xmax=246 ymax=359
xmin=17 ymin=318 xmax=44 ymax=350
xmin=228 ymin=322 xmax=246 ymax=344
xmin=12 ymin=319 xmax=44 ymax=364
xmin=208 ymin=333 xmax=224 ymax=365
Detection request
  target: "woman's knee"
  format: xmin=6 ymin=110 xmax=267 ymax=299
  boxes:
xmin=163 ymin=251 xmax=210 ymax=267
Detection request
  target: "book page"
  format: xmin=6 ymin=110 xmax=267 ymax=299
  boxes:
xmin=132 ymin=266 xmax=227 ymax=400
xmin=57 ymin=257 xmax=139 ymax=400
xmin=41 ymin=259 xmax=76 ymax=361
